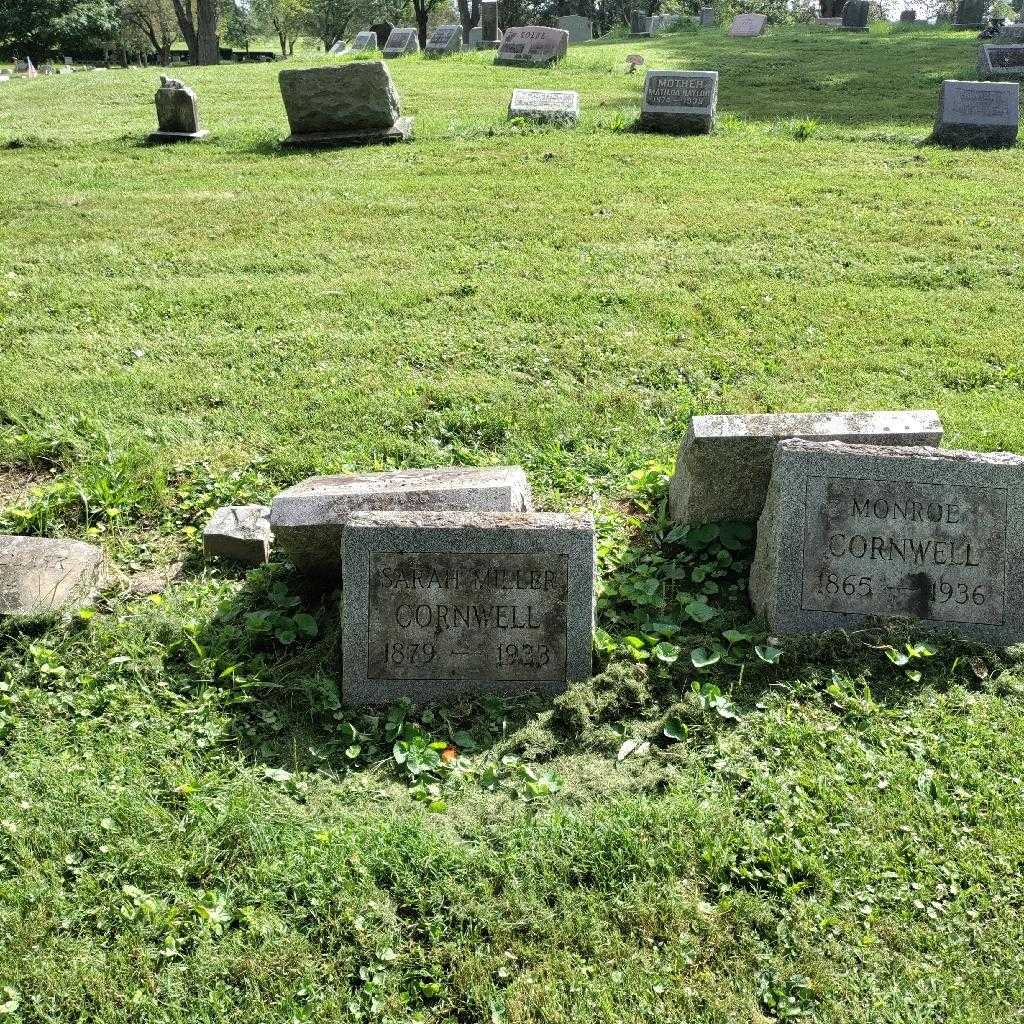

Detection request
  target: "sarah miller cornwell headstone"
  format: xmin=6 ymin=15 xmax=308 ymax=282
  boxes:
xmin=933 ymin=79 xmax=1018 ymax=146
xmin=149 ymin=76 xmax=208 ymax=143
xmin=341 ymin=511 xmax=595 ymax=704
xmin=750 ymin=440 xmax=1024 ymax=646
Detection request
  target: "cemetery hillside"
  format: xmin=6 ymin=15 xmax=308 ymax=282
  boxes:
xmin=4 ymin=9 xmax=1024 ymax=1022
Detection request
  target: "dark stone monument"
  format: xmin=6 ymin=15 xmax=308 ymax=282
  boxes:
xmin=630 ymin=9 xmax=652 ymax=36
xmin=341 ymin=511 xmax=595 ymax=704
xmin=899 ymin=9 xmax=917 ymax=20
xmin=481 ymin=1 xmax=501 ymax=47
xmin=954 ymin=0 xmax=988 ymax=29
xmin=841 ymin=0 xmax=871 ymax=31
xmin=639 ymin=69 xmax=718 ymax=135
xmin=371 ymin=21 xmax=396 ymax=47
xmin=148 ymin=76 xmax=208 ymax=143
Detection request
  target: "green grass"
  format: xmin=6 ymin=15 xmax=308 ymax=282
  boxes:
xmin=2 ymin=22 xmax=1024 ymax=1022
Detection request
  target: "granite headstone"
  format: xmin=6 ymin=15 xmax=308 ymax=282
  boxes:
xmin=149 ymin=76 xmax=208 ymax=143
xmin=729 ymin=13 xmax=767 ymax=36
xmin=494 ymin=26 xmax=569 ymax=66
xmin=933 ymin=79 xmax=1018 ymax=146
xmin=639 ymin=69 xmax=718 ymax=135
xmin=557 ymin=15 xmax=594 ymax=42
xmin=383 ymin=27 xmax=419 ymax=57
xmin=978 ymin=44 xmax=1024 ymax=80
xmin=426 ymin=24 xmax=463 ymax=55
xmin=841 ymin=0 xmax=871 ymax=31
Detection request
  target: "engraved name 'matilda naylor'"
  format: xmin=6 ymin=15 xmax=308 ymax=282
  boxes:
xmin=801 ymin=477 xmax=1008 ymax=625
xmin=367 ymin=552 xmax=568 ymax=681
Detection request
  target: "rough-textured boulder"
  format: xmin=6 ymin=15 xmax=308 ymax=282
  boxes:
xmin=0 ymin=535 xmax=104 ymax=617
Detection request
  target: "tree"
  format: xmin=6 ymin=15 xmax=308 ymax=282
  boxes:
xmin=169 ymin=0 xmax=220 ymax=63
xmin=252 ymin=0 xmax=306 ymax=55
xmin=224 ymin=0 xmax=260 ymax=49
xmin=0 ymin=0 xmax=118 ymax=61
xmin=303 ymin=0 xmax=366 ymax=50
xmin=119 ymin=0 xmax=178 ymax=63
xmin=457 ymin=0 xmax=480 ymax=40
xmin=411 ymin=0 xmax=443 ymax=45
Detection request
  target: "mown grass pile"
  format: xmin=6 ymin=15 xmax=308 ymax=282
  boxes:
xmin=1 ymin=21 xmax=1024 ymax=1022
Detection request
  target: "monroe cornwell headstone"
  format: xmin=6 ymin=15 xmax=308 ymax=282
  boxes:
xmin=278 ymin=62 xmax=413 ymax=147
xmin=508 ymin=88 xmax=580 ymax=125
xmin=933 ymin=79 xmax=1018 ymax=146
xmin=383 ymin=27 xmax=419 ymax=57
xmin=426 ymin=24 xmax=463 ymax=56
xmin=669 ymin=411 xmax=944 ymax=525
xmin=149 ymin=76 xmax=208 ymax=143
xmin=341 ymin=511 xmax=595 ymax=704
xmin=495 ymin=26 xmax=569 ymax=66
xmin=271 ymin=466 xmax=533 ymax=576
xmin=978 ymin=44 xmax=1024 ymax=80
xmin=751 ymin=440 xmax=1024 ymax=646
xmin=639 ymin=69 xmax=718 ymax=135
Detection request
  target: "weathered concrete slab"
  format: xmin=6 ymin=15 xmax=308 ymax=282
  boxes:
xmin=750 ymin=440 xmax=1024 ymax=646
xmin=669 ymin=410 xmax=944 ymax=525
xmin=203 ymin=505 xmax=272 ymax=565
xmin=270 ymin=466 xmax=533 ymax=577
xmin=341 ymin=511 xmax=595 ymax=704
xmin=0 ymin=535 xmax=104 ymax=617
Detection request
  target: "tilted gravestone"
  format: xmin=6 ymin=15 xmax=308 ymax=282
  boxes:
xmin=481 ymin=1 xmax=501 ymax=46
xmin=508 ymin=88 xmax=580 ymax=125
xmin=729 ymin=13 xmax=767 ymax=36
xmin=841 ymin=0 xmax=870 ymax=31
xmin=933 ymin=79 xmax=1018 ymax=147
xmin=557 ymin=15 xmax=593 ymax=42
xmin=639 ymin=69 xmax=718 ymax=135
xmin=279 ymin=62 xmax=413 ymax=147
xmin=203 ymin=505 xmax=272 ymax=565
xmin=149 ymin=76 xmax=208 ymax=143
xmin=351 ymin=30 xmax=378 ymax=52
xmin=954 ymin=0 xmax=988 ymax=28
xmin=270 ymin=466 xmax=533 ymax=577
xmin=494 ymin=26 xmax=569 ymax=67
xmin=978 ymin=44 xmax=1024 ymax=80
xmin=0 ymin=536 xmax=104 ymax=617
xmin=669 ymin=411 xmax=944 ymax=525
xmin=328 ymin=40 xmax=346 ymax=54
xmin=383 ymin=27 xmax=419 ymax=57
xmin=751 ymin=440 xmax=1024 ymax=646
xmin=426 ymin=24 xmax=463 ymax=56
xmin=341 ymin=511 xmax=595 ymax=704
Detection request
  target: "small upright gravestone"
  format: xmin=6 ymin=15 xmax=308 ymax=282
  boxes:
xmin=841 ymin=0 xmax=871 ymax=31
xmin=978 ymin=44 xmax=1024 ymax=81
xmin=328 ymin=40 xmax=346 ymax=54
xmin=751 ymin=440 xmax=1024 ymax=646
xmin=700 ymin=6 xmax=717 ymax=26
xmin=669 ymin=410 xmax=944 ymax=525
xmin=494 ymin=26 xmax=569 ymax=67
xmin=933 ymin=79 xmax=1018 ymax=147
xmin=341 ymin=511 xmax=595 ymax=704
xmin=508 ymin=88 xmax=580 ymax=125
xmin=426 ymin=24 xmax=463 ymax=56
xmin=148 ymin=76 xmax=208 ymax=143
xmin=639 ymin=69 xmax=718 ymax=135
xmin=729 ymin=13 xmax=767 ymax=36
xmin=351 ymin=31 xmax=378 ymax=52
xmin=383 ymin=28 xmax=419 ymax=57
xmin=481 ymin=0 xmax=501 ymax=47
xmin=630 ymin=10 xmax=652 ymax=36
xmin=279 ymin=62 xmax=413 ymax=147
xmin=557 ymin=15 xmax=593 ymax=43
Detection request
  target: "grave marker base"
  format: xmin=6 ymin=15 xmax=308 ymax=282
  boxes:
xmin=282 ymin=117 xmax=413 ymax=148
xmin=147 ymin=130 xmax=209 ymax=143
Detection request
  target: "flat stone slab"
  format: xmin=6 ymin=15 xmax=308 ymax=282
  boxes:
xmin=639 ymin=69 xmax=718 ymax=135
xmin=282 ymin=118 xmax=413 ymax=148
xmin=751 ymin=440 xmax=1024 ymax=646
xmin=341 ymin=511 xmax=595 ymax=704
xmin=0 ymin=535 xmax=104 ymax=617
xmin=729 ymin=13 xmax=767 ymax=36
xmin=270 ymin=466 xmax=533 ymax=577
xmin=203 ymin=505 xmax=272 ymax=565
xmin=934 ymin=79 xmax=1019 ymax=147
xmin=495 ymin=26 xmax=569 ymax=67
xmin=508 ymin=88 xmax=579 ymax=125
xmin=978 ymin=44 xmax=1024 ymax=81
xmin=669 ymin=410 xmax=944 ymax=525
xmin=279 ymin=62 xmax=401 ymax=137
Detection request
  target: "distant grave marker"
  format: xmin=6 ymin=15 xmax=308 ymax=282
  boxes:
xmin=426 ymin=24 xmax=463 ymax=56
xmin=481 ymin=0 xmax=502 ymax=47
xmin=729 ymin=13 xmax=767 ymax=36
xmin=639 ymin=69 xmax=718 ymax=135
xmin=751 ymin=440 xmax=1024 ymax=646
xmin=508 ymin=88 xmax=580 ymax=125
xmin=383 ymin=27 xmax=419 ymax=57
xmin=700 ymin=6 xmax=717 ymax=26
xmin=371 ymin=21 xmax=395 ymax=47
xmin=351 ymin=31 xmax=378 ymax=52
xmin=841 ymin=0 xmax=871 ymax=31
xmin=978 ymin=44 xmax=1024 ymax=80
xmin=494 ymin=26 xmax=569 ymax=67
xmin=629 ymin=10 xmax=652 ymax=36
xmin=557 ymin=15 xmax=594 ymax=42
xmin=148 ymin=76 xmax=209 ymax=143
xmin=341 ymin=511 xmax=595 ymax=704
xmin=933 ymin=79 xmax=1018 ymax=146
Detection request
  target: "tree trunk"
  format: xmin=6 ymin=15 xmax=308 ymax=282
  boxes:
xmin=458 ymin=0 xmax=480 ymax=42
xmin=414 ymin=1 xmax=429 ymax=48
xmin=195 ymin=0 xmax=220 ymax=64
xmin=170 ymin=0 xmax=198 ymax=58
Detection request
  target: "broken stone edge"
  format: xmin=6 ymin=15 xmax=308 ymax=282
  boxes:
xmin=341 ymin=511 xmax=595 ymax=705
xmin=749 ymin=439 xmax=1024 ymax=647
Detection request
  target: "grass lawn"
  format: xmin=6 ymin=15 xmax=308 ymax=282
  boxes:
xmin=1 ymin=21 xmax=1024 ymax=1022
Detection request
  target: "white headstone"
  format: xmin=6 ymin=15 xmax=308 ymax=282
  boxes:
xmin=426 ymin=23 xmax=463 ymax=55
xmin=383 ymin=27 xmax=420 ymax=57
xmin=934 ymin=79 xmax=1018 ymax=147
xmin=351 ymin=31 xmax=378 ymax=52
xmin=729 ymin=13 xmax=767 ymax=36
xmin=508 ymin=88 xmax=580 ymax=125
